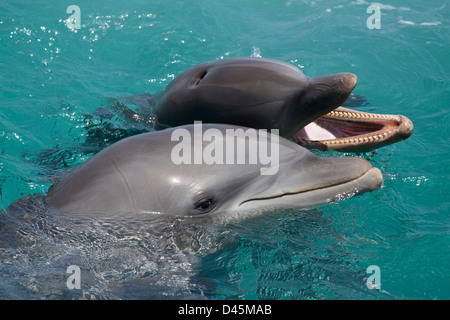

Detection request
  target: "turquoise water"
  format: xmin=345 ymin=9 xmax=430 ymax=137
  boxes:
xmin=0 ymin=0 xmax=449 ymax=299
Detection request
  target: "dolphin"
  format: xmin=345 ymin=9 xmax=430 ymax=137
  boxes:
xmin=153 ymin=57 xmax=413 ymax=152
xmin=45 ymin=124 xmax=383 ymax=217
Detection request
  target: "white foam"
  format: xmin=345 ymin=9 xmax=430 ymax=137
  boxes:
xmin=399 ymin=20 xmax=415 ymax=25
xmin=398 ymin=20 xmax=442 ymax=26
xmin=251 ymin=46 xmax=262 ymax=58
xmin=420 ymin=22 xmax=442 ymax=26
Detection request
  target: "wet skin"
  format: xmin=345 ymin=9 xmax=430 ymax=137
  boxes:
xmin=154 ymin=58 xmax=413 ymax=152
xmin=45 ymin=124 xmax=383 ymax=217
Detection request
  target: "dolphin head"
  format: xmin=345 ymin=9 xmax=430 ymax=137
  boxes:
xmin=155 ymin=58 xmax=356 ymax=137
xmin=45 ymin=124 xmax=383 ymax=218
xmin=275 ymin=71 xmax=357 ymax=137
xmin=155 ymin=58 xmax=412 ymax=153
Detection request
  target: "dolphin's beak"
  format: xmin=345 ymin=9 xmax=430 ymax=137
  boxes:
xmin=239 ymin=155 xmax=383 ymax=210
xmin=310 ymin=72 xmax=357 ymax=98
xmin=286 ymin=73 xmax=357 ymax=137
xmin=308 ymin=72 xmax=357 ymax=113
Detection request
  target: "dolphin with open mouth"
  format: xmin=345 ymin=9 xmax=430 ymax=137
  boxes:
xmin=152 ymin=57 xmax=413 ymax=152
xmin=45 ymin=124 xmax=383 ymax=217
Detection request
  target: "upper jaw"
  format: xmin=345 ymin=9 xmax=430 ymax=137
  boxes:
xmin=292 ymin=106 xmax=414 ymax=152
xmin=292 ymin=72 xmax=358 ymax=133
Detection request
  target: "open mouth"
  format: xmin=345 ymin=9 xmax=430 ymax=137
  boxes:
xmin=292 ymin=106 xmax=414 ymax=152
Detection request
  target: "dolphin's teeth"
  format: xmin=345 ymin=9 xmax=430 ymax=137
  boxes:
xmin=310 ymin=110 xmax=408 ymax=149
xmin=326 ymin=109 xmax=400 ymax=121
xmin=318 ymin=130 xmax=395 ymax=146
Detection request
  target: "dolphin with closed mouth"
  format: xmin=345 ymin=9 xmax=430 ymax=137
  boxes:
xmin=45 ymin=124 xmax=383 ymax=217
xmin=152 ymin=57 xmax=413 ymax=152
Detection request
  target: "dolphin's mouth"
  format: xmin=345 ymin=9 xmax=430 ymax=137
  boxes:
xmin=239 ymin=162 xmax=383 ymax=209
xmin=292 ymin=106 xmax=414 ymax=152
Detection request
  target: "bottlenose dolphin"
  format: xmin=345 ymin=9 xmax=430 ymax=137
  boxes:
xmin=45 ymin=124 xmax=383 ymax=217
xmin=156 ymin=58 xmax=357 ymax=138
xmin=153 ymin=57 xmax=413 ymax=152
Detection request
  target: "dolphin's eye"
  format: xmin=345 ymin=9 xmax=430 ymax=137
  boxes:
xmin=194 ymin=198 xmax=214 ymax=213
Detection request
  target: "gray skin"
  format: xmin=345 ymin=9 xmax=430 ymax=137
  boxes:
xmin=154 ymin=57 xmax=413 ymax=152
xmin=45 ymin=124 xmax=383 ymax=218
xmin=155 ymin=57 xmax=357 ymax=138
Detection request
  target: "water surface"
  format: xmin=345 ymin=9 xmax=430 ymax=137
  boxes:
xmin=0 ymin=0 xmax=448 ymax=299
